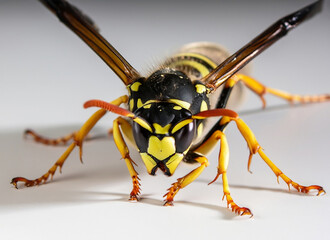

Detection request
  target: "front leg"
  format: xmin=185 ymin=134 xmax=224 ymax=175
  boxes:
xmin=113 ymin=117 xmax=141 ymax=201
xmin=164 ymin=154 xmax=209 ymax=206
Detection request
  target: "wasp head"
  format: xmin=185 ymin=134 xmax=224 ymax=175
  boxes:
xmin=132 ymin=101 xmax=195 ymax=176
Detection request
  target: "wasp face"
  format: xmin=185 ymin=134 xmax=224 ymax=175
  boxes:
xmin=132 ymin=102 xmax=195 ymax=176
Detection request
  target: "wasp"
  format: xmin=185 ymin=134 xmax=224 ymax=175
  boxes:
xmin=11 ymin=0 xmax=329 ymax=216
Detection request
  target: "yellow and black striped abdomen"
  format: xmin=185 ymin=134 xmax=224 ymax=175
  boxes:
xmin=164 ymin=42 xmax=231 ymax=81
xmin=166 ymin=52 xmax=217 ymax=80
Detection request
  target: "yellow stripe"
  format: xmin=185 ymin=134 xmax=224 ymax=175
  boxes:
xmin=143 ymin=104 xmax=152 ymax=109
xmin=168 ymin=99 xmax=191 ymax=110
xmin=166 ymin=153 xmax=184 ymax=175
xmin=153 ymin=123 xmax=171 ymax=135
xmin=197 ymin=123 xmax=203 ymax=138
xmin=137 ymin=98 xmax=143 ymax=108
xmin=172 ymin=119 xmax=193 ymax=134
xmin=140 ymin=153 xmax=157 ymax=174
xmin=129 ymin=99 xmax=134 ymax=111
xmin=130 ymin=82 xmax=142 ymax=92
xmin=169 ymin=60 xmax=210 ymax=77
xmin=174 ymin=53 xmax=218 ymax=68
xmin=133 ymin=118 xmax=152 ymax=132
xmin=200 ymin=100 xmax=208 ymax=112
xmin=144 ymin=100 xmax=159 ymax=105
xmin=195 ymin=84 xmax=207 ymax=94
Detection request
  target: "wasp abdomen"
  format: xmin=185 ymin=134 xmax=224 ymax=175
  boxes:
xmin=164 ymin=42 xmax=231 ymax=81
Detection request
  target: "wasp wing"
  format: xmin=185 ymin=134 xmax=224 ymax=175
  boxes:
xmin=39 ymin=0 xmax=140 ymax=85
xmin=202 ymin=0 xmax=323 ymax=92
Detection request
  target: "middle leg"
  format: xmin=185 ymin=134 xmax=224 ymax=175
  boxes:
xmin=223 ymin=116 xmax=325 ymax=195
xmin=195 ymin=128 xmax=252 ymax=216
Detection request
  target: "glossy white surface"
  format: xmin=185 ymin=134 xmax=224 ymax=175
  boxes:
xmin=1 ymin=1 xmax=329 ymax=239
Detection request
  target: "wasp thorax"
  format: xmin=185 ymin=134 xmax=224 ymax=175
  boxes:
xmin=132 ymin=102 xmax=195 ymax=176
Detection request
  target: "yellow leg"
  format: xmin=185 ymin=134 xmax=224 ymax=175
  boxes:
xmin=164 ymin=155 xmax=209 ymax=206
xmin=231 ymin=116 xmax=325 ymax=195
xmin=200 ymin=113 xmax=324 ymax=216
xmin=230 ymin=73 xmax=330 ymax=108
xmin=11 ymin=95 xmax=129 ymax=188
xmin=201 ymin=130 xmax=252 ymax=216
xmin=113 ymin=117 xmax=141 ymax=201
xmin=258 ymin=149 xmax=325 ymax=195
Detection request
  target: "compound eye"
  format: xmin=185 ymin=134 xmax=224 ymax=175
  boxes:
xmin=172 ymin=120 xmax=195 ymax=153
xmin=132 ymin=122 xmax=151 ymax=153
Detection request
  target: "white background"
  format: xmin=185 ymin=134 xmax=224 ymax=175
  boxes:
xmin=1 ymin=0 xmax=330 ymax=239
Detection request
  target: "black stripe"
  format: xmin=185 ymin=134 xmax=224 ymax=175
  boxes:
xmin=171 ymin=55 xmax=215 ymax=72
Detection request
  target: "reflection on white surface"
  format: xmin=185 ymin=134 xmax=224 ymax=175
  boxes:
xmin=1 ymin=0 xmax=330 ymax=239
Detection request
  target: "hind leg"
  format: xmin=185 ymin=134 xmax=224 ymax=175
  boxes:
xmin=224 ymin=73 xmax=329 ymax=108
xmin=11 ymin=95 xmax=128 ymax=188
xmin=24 ymin=129 xmax=76 ymax=146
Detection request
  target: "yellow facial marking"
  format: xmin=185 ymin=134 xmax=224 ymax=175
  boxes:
xmin=173 ymin=105 xmax=182 ymax=110
xmin=130 ymin=82 xmax=142 ymax=92
xmin=197 ymin=123 xmax=203 ymax=137
xmin=168 ymin=99 xmax=191 ymax=110
xmin=195 ymin=84 xmax=207 ymax=94
xmin=171 ymin=119 xmax=193 ymax=134
xmin=144 ymin=100 xmax=159 ymax=105
xmin=200 ymin=100 xmax=208 ymax=112
xmin=140 ymin=153 xmax=157 ymax=174
xmin=137 ymin=98 xmax=143 ymax=109
xmin=129 ymin=99 xmax=134 ymax=111
xmin=147 ymin=136 xmax=176 ymax=160
xmin=166 ymin=153 xmax=184 ymax=175
xmin=153 ymin=123 xmax=171 ymax=135
xmin=133 ymin=118 xmax=152 ymax=132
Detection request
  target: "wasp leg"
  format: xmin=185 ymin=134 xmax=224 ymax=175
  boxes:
xmin=258 ymin=149 xmax=325 ymax=195
xmin=195 ymin=130 xmax=252 ymax=216
xmin=11 ymin=95 xmax=128 ymax=188
xmin=113 ymin=117 xmax=140 ymax=201
xmin=225 ymin=116 xmax=325 ymax=196
xmin=24 ymin=129 xmax=76 ymax=146
xmin=164 ymin=155 xmax=209 ymax=206
xmin=229 ymin=73 xmax=330 ymax=108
